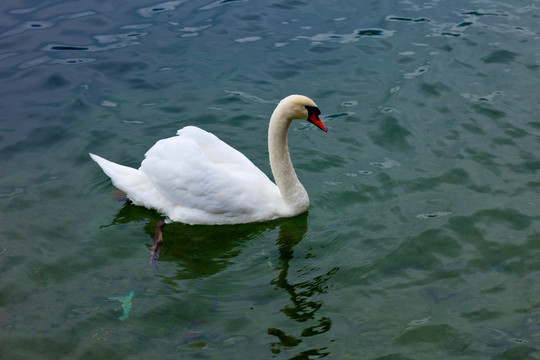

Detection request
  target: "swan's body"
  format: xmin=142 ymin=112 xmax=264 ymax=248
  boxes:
xmin=90 ymin=95 xmax=326 ymax=225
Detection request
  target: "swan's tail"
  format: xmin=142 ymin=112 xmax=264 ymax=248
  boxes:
xmin=89 ymin=153 xmax=158 ymax=207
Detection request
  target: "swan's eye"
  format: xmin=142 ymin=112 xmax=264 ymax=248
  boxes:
xmin=305 ymin=106 xmax=320 ymax=117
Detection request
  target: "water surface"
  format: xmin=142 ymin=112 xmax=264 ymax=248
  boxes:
xmin=1 ymin=0 xmax=540 ymax=359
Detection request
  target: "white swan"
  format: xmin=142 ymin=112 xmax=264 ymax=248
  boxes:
xmin=90 ymin=95 xmax=327 ymax=226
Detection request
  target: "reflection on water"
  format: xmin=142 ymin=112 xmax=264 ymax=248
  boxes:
xmin=103 ymin=205 xmax=334 ymax=358
xmin=109 ymin=203 xmax=264 ymax=278
xmin=268 ymin=215 xmax=334 ymax=358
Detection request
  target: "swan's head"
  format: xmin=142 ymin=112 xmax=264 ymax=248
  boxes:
xmin=280 ymin=95 xmax=327 ymax=132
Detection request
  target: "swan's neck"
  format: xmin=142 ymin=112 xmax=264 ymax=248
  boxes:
xmin=268 ymin=104 xmax=309 ymax=214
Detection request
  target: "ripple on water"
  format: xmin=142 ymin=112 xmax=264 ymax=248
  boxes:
xmin=418 ymin=81 xmax=451 ymax=97
xmin=42 ymin=74 xmax=70 ymax=89
xmin=52 ymin=58 xmax=96 ymax=65
xmin=368 ymin=115 xmax=413 ymax=152
xmin=416 ymin=211 xmax=453 ymax=220
xmin=482 ymin=50 xmax=518 ymax=64
xmin=0 ymin=187 xmax=25 ymax=198
xmin=396 ymin=324 xmax=471 ymax=353
xmin=199 ymin=0 xmax=244 ymax=10
xmin=471 ymin=104 xmax=506 ymax=121
xmin=369 ymin=158 xmax=401 ymax=169
xmin=400 ymin=168 xmax=471 ymax=192
xmin=19 ymin=56 xmax=51 ymax=69
xmin=38 ymin=29 xmax=147 ymax=55
xmin=90 ymin=61 xmax=149 ymax=76
xmin=137 ymin=0 xmax=189 ymax=17
xmin=295 ymin=28 xmax=394 ymax=45
xmin=235 ymin=36 xmax=262 ymax=43
xmin=0 ymin=21 xmax=54 ymax=38
xmin=387 ymin=5 xmax=535 ymax=39
xmin=403 ymin=64 xmax=430 ymax=79
xmin=386 ymin=15 xmax=432 ymax=23
xmin=461 ymin=91 xmax=503 ymax=102
xmin=340 ymin=100 xmax=358 ymax=107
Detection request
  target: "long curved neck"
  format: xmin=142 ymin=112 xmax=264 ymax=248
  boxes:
xmin=268 ymin=103 xmax=309 ymax=212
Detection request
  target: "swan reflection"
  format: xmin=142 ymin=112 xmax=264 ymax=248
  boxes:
xmin=107 ymin=206 xmax=334 ymax=357
xmin=268 ymin=215 xmax=334 ymax=357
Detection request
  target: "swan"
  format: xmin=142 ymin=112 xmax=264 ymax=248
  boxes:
xmin=90 ymin=95 xmax=326 ymax=262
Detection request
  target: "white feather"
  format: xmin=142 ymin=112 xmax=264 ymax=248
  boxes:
xmin=90 ymin=95 xmax=325 ymax=225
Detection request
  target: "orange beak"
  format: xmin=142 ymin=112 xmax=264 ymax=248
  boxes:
xmin=308 ymin=112 xmax=328 ymax=132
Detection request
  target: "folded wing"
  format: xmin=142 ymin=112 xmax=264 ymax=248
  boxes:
xmin=140 ymin=126 xmax=280 ymax=218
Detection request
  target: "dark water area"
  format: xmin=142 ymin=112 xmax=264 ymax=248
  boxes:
xmin=1 ymin=0 xmax=540 ymax=359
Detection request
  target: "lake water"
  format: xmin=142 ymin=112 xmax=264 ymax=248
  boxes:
xmin=1 ymin=0 xmax=539 ymax=359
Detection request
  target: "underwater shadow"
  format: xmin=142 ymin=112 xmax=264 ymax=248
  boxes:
xmin=109 ymin=202 xmax=310 ymax=279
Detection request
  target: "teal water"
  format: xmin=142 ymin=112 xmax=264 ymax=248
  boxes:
xmin=1 ymin=0 xmax=539 ymax=359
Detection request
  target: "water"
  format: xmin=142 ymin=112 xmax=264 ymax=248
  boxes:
xmin=1 ymin=0 xmax=539 ymax=358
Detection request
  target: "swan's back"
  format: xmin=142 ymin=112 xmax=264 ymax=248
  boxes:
xmin=135 ymin=126 xmax=284 ymax=224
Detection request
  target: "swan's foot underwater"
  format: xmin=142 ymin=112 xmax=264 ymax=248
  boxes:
xmin=111 ymin=189 xmax=132 ymax=204
xmin=149 ymin=220 xmax=166 ymax=268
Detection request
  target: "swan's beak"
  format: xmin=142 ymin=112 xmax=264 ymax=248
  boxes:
xmin=308 ymin=112 xmax=328 ymax=132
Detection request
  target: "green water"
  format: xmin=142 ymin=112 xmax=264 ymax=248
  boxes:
xmin=1 ymin=0 xmax=539 ymax=359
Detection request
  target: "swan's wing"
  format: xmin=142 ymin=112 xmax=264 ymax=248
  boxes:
xmin=175 ymin=126 xmax=263 ymax=174
xmin=140 ymin=126 xmax=279 ymax=216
